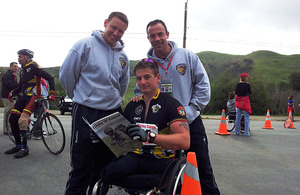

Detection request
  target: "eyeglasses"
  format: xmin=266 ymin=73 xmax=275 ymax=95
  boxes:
xmin=144 ymin=58 xmax=153 ymax=63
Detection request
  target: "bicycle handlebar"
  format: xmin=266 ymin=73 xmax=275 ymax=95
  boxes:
xmin=34 ymin=96 xmax=66 ymax=108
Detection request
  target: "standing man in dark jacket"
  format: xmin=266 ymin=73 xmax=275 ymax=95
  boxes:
xmin=1 ymin=62 xmax=18 ymax=134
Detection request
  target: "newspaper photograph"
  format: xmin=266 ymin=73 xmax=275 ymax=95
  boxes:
xmin=83 ymin=112 xmax=142 ymax=158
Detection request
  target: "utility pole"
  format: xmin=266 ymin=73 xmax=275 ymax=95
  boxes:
xmin=183 ymin=0 xmax=188 ymax=48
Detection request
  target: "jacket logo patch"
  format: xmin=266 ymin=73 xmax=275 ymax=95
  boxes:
xmin=119 ymin=57 xmax=127 ymax=69
xmin=135 ymin=105 xmax=143 ymax=115
xmin=177 ymin=106 xmax=186 ymax=116
xmin=152 ymin=104 xmax=161 ymax=113
xmin=26 ymin=68 xmax=31 ymax=73
xmin=176 ymin=64 xmax=186 ymax=76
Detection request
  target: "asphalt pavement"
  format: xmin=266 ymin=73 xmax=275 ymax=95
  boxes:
xmin=0 ymin=110 xmax=299 ymax=195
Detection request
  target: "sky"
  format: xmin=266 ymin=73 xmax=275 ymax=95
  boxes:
xmin=0 ymin=0 xmax=300 ymax=68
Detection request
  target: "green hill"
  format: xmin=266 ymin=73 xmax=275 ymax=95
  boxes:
xmin=198 ymin=50 xmax=300 ymax=85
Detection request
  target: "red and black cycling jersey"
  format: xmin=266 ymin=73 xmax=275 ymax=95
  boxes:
xmin=123 ymin=89 xmax=187 ymax=159
xmin=13 ymin=61 xmax=55 ymax=97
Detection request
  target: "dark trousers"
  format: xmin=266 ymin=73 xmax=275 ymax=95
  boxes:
xmin=101 ymin=152 xmax=172 ymax=191
xmin=64 ymin=104 xmax=120 ymax=195
xmin=187 ymin=116 xmax=220 ymax=195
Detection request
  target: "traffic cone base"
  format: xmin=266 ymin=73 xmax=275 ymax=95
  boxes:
xmin=262 ymin=109 xmax=274 ymax=129
xmin=215 ymin=109 xmax=231 ymax=135
xmin=287 ymin=111 xmax=296 ymax=129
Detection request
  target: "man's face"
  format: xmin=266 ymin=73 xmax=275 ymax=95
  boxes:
xmin=10 ymin=63 xmax=18 ymax=73
xmin=147 ymin=23 xmax=169 ymax=55
xmin=18 ymin=54 xmax=30 ymax=66
xmin=103 ymin=16 xmax=128 ymax=47
xmin=135 ymin=68 xmax=161 ymax=96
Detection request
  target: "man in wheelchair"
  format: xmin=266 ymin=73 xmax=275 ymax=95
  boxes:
xmin=98 ymin=59 xmax=190 ymax=194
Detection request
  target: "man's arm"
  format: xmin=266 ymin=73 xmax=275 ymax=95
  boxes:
xmin=59 ymin=49 xmax=82 ymax=98
xmin=2 ymin=73 xmax=18 ymax=91
xmin=119 ymin=58 xmax=130 ymax=97
xmin=189 ymin=55 xmax=210 ymax=112
xmin=152 ymin=120 xmax=190 ymax=151
xmin=38 ymin=69 xmax=55 ymax=91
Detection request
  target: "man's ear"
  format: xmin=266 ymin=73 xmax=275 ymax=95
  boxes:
xmin=104 ymin=19 xmax=108 ymax=28
xmin=166 ymin=31 xmax=169 ymax=39
xmin=157 ymin=73 xmax=161 ymax=83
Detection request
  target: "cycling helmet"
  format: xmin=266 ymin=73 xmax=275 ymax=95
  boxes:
xmin=17 ymin=49 xmax=34 ymax=58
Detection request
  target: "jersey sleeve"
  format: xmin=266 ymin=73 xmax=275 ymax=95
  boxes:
xmin=166 ymin=96 xmax=187 ymax=124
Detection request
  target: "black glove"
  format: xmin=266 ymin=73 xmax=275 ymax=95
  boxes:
xmin=126 ymin=124 xmax=148 ymax=142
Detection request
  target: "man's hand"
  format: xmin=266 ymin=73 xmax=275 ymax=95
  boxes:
xmin=8 ymin=91 xmax=14 ymax=102
xmin=126 ymin=124 xmax=148 ymax=142
xmin=48 ymin=91 xmax=55 ymax=101
xmin=131 ymin=95 xmax=141 ymax=102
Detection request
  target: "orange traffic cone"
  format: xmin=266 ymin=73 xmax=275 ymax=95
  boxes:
xmin=262 ymin=109 xmax=274 ymax=129
xmin=215 ymin=109 xmax=231 ymax=135
xmin=287 ymin=111 xmax=296 ymax=129
xmin=181 ymin=152 xmax=202 ymax=195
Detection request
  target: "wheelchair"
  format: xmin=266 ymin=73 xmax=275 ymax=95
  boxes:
xmin=92 ymin=152 xmax=186 ymax=195
xmin=225 ymin=112 xmax=245 ymax=132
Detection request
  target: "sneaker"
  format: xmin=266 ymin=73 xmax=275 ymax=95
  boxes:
xmin=13 ymin=148 xmax=29 ymax=158
xmin=5 ymin=146 xmax=21 ymax=154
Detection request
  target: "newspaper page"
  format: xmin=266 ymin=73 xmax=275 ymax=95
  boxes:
xmin=83 ymin=112 xmax=142 ymax=158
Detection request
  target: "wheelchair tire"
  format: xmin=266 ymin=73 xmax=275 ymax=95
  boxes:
xmin=92 ymin=179 xmax=128 ymax=195
xmin=164 ymin=157 xmax=186 ymax=195
xmin=225 ymin=113 xmax=235 ymax=132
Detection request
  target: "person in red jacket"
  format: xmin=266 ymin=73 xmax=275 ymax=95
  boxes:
xmin=235 ymin=73 xmax=252 ymax=136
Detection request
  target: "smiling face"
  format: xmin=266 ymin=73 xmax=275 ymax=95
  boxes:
xmin=135 ymin=67 xmax=161 ymax=98
xmin=147 ymin=22 xmax=171 ymax=58
xmin=102 ymin=16 xmax=128 ymax=47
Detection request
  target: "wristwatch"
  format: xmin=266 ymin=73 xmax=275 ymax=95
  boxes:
xmin=148 ymin=132 xmax=156 ymax=143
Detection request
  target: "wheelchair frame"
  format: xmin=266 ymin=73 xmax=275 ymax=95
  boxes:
xmin=92 ymin=155 xmax=186 ymax=195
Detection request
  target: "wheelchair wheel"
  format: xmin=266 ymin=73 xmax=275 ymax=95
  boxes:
xmin=225 ymin=113 xmax=235 ymax=132
xmin=92 ymin=179 xmax=128 ymax=195
xmin=164 ymin=157 xmax=186 ymax=195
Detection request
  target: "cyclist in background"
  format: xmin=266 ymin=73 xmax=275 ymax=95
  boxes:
xmin=5 ymin=49 xmax=55 ymax=158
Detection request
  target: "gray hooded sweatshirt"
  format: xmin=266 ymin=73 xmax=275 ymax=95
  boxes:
xmin=135 ymin=41 xmax=210 ymax=124
xmin=60 ymin=30 xmax=129 ymax=110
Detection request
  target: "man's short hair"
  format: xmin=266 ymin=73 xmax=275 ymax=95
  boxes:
xmin=146 ymin=19 xmax=168 ymax=34
xmin=108 ymin=12 xmax=129 ymax=26
xmin=134 ymin=59 xmax=159 ymax=76
xmin=10 ymin=62 xmax=17 ymax=67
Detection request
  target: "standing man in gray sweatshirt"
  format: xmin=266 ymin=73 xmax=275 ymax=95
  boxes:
xmin=59 ymin=12 xmax=129 ymax=195
xmin=135 ymin=19 xmax=220 ymax=195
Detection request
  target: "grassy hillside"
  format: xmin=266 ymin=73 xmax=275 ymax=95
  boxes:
xmin=198 ymin=50 xmax=300 ymax=85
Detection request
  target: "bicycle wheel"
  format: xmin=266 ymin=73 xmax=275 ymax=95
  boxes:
xmin=41 ymin=113 xmax=65 ymax=154
xmin=5 ymin=109 xmax=16 ymax=144
xmin=226 ymin=113 xmax=235 ymax=132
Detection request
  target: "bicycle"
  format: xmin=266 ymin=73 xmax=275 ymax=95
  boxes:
xmin=6 ymin=96 xmax=66 ymax=155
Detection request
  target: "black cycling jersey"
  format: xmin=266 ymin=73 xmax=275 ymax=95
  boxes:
xmin=123 ymin=90 xmax=187 ymax=158
xmin=14 ymin=61 xmax=55 ymax=96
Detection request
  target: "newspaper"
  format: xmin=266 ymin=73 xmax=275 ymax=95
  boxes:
xmin=83 ymin=112 xmax=142 ymax=158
